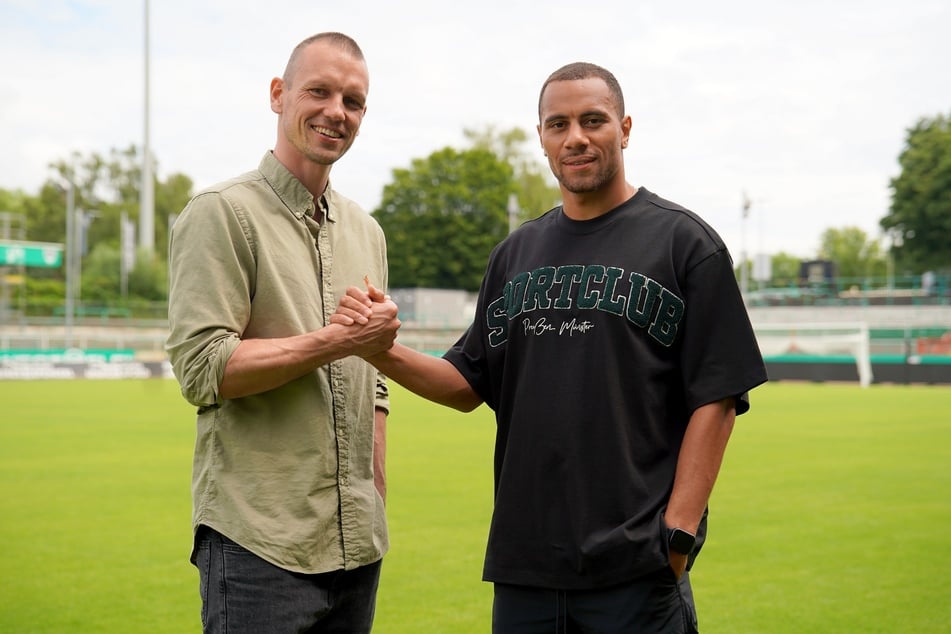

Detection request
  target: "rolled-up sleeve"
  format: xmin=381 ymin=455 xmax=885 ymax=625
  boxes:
xmin=166 ymin=191 xmax=253 ymax=407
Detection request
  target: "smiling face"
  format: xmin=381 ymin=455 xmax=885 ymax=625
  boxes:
xmin=537 ymin=77 xmax=631 ymax=201
xmin=270 ymin=39 xmax=368 ymax=188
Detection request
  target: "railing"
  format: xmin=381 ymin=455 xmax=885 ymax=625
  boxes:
xmin=745 ymin=273 xmax=951 ymax=308
xmin=0 ymin=320 xmax=465 ymax=360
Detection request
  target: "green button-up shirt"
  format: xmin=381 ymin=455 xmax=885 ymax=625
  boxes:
xmin=166 ymin=152 xmax=389 ymax=573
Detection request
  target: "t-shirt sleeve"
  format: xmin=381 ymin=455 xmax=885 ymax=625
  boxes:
xmin=678 ymin=249 xmax=768 ymax=415
xmin=443 ymin=322 xmax=496 ymax=408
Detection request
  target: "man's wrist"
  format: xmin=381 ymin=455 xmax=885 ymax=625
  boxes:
xmin=667 ymin=527 xmax=697 ymax=555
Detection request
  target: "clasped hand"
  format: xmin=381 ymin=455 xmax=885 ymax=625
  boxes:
xmin=331 ymin=282 xmax=401 ymax=358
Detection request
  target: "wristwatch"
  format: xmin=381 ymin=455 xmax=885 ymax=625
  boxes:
xmin=667 ymin=527 xmax=696 ymax=555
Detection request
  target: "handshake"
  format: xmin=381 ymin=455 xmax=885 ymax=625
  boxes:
xmin=329 ymin=277 xmax=402 ymax=360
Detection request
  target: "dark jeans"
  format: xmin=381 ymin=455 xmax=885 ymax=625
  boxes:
xmin=493 ymin=569 xmax=699 ymax=634
xmin=194 ymin=526 xmax=382 ymax=633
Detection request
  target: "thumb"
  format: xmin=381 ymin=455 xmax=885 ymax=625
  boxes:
xmin=366 ymin=281 xmax=386 ymax=303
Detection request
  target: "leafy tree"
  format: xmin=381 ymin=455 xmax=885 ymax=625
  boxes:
xmin=156 ymin=173 xmax=193 ymax=251
xmin=464 ymin=125 xmax=561 ymax=223
xmin=770 ymin=252 xmax=803 ymax=287
xmin=47 ymin=145 xmax=191 ymax=261
xmin=373 ymin=147 xmax=514 ymax=291
xmin=818 ymin=226 xmax=887 ymax=282
xmin=0 ymin=179 xmax=83 ymax=257
xmin=0 ymin=188 xmax=29 ymax=221
xmin=881 ymin=113 xmax=951 ymax=272
xmin=127 ymin=248 xmax=168 ymax=301
xmin=1 ymin=145 xmax=192 ymax=311
xmin=80 ymin=243 xmax=122 ymax=303
xmin=21 ymin=276 xmax=64 ymax=316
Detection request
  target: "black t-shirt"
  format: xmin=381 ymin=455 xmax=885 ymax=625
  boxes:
xmin=444 ymin=188 xmax=768 ymax=589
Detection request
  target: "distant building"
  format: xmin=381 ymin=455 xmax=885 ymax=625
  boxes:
xmin=389 ymin=288 xmax=475 ymax=329
xmin=799 ymin=259 xmax=837 ymax=293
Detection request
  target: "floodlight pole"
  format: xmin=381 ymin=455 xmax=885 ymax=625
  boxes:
xmin=75 ymin=209 xmax=98 ymax=310
xmin=740 ymin=191 xmax=751 ymax=297
xmin=64 ymin=181 xmax=75 ymax=348
xmin=507 ymin=193 xmax=520 ymax=234
xmin=884 ymin=231 xmax=896 ymax=291
xmin=139 ymin=0 xmax=155 ymax=255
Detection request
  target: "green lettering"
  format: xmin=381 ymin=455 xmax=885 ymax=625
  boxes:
xmin=577 ymin=265 xmax=604 ymax=310
xmin=487 ymin=295 xmax=508 ymax=347
xmin=553 ymin=265 xmax=584 ymax=309
xmin=597 ymin=267 xmax=625 ymax=316
xmin=506 ymin=272 xmax=531 ymax=320
xmin=524 ymin=266 xmax=556 ymax=311
xmin=626 ymin=272 xmax=661 ymax=328
xmin=648 ymin=288 xmax=685 ymax=346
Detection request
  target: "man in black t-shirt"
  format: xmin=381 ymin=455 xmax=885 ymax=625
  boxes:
xmin=336 ymin=62 xmax=767 ymax=633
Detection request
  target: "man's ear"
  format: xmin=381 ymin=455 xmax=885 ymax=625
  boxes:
xmin=621 ymin=114 xmax=632 ymax=149
xmin=270 ymin=77 xmax=284 ymax=115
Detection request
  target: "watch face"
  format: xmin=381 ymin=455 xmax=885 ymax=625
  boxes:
xmin=669 ymin=528 xmax=696 ymax=555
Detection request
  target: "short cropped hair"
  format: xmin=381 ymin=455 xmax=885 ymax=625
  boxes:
xmin=538 ymin=62 xmax=625 ymax=119
xmin=283 ymin=32 xmax=366 ymax=86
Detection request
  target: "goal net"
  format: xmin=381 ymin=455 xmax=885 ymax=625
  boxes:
xmin=753 ymin=322 xmax=873 ymax=387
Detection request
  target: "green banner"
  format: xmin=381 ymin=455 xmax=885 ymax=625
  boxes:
xmin=0 ymin=349 xmax=136 ymax=363
xmin=0 ymin=241 xmax=64 ymax=268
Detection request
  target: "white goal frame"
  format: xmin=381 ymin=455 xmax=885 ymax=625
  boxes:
xmin=753 ymin=322 xmax=873 ymax=387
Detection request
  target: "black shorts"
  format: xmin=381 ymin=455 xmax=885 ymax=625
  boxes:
xmin=492 ymin=568 xmax=699 ymax=633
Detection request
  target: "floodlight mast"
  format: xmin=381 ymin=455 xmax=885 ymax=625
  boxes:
xmin=139 ymin=0 xmax=154 ymax=255
xmin=740 ymin=191 xmax=751 ymax=298
xmin=65 ymin=180 xmax=75 ymax=348
xmin=507 ymin=193 xmax=520 ymax=234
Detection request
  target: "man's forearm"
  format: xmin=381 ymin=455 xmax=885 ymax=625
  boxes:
xmin=219 ymin=326 xmax=354 ymax=400
xmin=368 ymin=343 xmax=482 ymax=412
xmin=373 ymin=408 xmax=387 ymax=503
xmin=664 ymin=397 xmax=737 ymax=533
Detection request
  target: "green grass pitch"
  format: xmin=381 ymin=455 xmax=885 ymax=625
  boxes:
xmin=1 ymin=379 xmax=949 ymax=632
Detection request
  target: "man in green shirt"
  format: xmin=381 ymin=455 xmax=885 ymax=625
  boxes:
xmin=166 ymin=32 xmax=401 ymax=633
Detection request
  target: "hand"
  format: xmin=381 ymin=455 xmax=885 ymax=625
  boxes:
xmin=330 ymin=288 xmax=401 ymax=358
xmin=330 ymin=286 xmax=374 ymax=326
xmin=669 ymin=551 xmax=688 ymax=580
xmin=329 ymin=283 xmax=390 ymax=326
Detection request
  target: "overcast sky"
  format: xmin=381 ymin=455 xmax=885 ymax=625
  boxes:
xmin=2 ymin=0 xmax=949 ymax=259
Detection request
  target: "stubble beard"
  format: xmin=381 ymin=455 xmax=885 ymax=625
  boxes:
xmin=558 ymin=164 xmax=616 ymax=194
xmin=287 ymin=119 xmax=352 ymax=167
xmin=303 ymin=133 xmax=351 ymax=166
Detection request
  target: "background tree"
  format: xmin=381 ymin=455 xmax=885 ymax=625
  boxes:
xmin=47 ymin=145 xmax=190 ymax=260
xmin=23 ymin=184 xmax=74 ymax=247
xmin=818 ymin=226 xmax=887 ymax=283
xmin=881 ymin=112 xmax=951 ymax=273
xmin=127 ymin=248 xmax=169 ymax=302
xmin=81 ymin=243 xmax=122 ymax=304
xmin=464 ymin=125 xmax=561 ymax=223
xmin=0 ymin=188 xmax=30 ymax=223
xmin=373 ymin=147 xmax=513 ymax=291
xmin=1 ymin=146 xmax=191 ymax=313
xmin=770 ymin=252 xmax=803 ymax=287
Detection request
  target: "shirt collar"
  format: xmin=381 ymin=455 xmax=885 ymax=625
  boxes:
xmin=259 ymin=151 xmax=337 ymax=223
